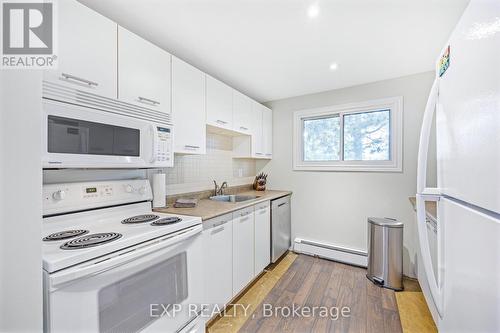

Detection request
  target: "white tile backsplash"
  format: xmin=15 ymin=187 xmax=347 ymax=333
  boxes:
xmin=158 ymin=133 xmax=256 ymax=195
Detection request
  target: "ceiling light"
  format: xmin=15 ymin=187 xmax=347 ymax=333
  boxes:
xmin=308 ymin=4 xmax=319 ymax=18
xmin=329 ymin=63 xmax=338 ymax=71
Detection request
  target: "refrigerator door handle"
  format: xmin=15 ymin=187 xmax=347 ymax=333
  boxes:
xmin=416 ymin=194 xmax=443 ymax=316
xmin=416 ymin=78 xmax=443 ymax=316
xmin=417 ymin=78 xmax=441 ymax=195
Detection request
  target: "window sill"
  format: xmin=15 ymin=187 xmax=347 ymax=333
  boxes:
xmin=293 ymin=162 xmax=402 ymax=172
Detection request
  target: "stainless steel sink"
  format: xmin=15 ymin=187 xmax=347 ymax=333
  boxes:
xmin=209 ymin=195 xmax=259 ymax=203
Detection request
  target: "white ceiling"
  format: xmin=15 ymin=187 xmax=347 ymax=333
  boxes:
xmin=79 ymin=0 xmax=469 ymax=102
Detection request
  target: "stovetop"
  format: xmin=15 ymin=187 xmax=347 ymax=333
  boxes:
xmin=42 ymin=201 xmax=201 ymax=273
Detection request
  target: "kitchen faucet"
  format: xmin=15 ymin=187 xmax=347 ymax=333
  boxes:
xmin=213 ymin=180 xmax=228 ymax=196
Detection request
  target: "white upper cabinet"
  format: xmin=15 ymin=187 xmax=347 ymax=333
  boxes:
xmin=172 ymin=57 xmax=206 ymax=154
xmin=206 ymin=76 xmax=233 ymax=130
xmin=118 ymin=26 xmax=171 ymax=113
xmin=233 ymin=91 xmax=253 ymax=135
xmin=252 ymin=102 xmax=265 ymax=157
xmin=232 ymin=101 xmax=273 ymax=159
xmin=44 ymin=0 xmax=117 ymax=98
xmin=263 ymin=106 xmax=273 ymax=157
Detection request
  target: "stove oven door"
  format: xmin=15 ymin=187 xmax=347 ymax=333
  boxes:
xmin=44 ymin=226 xmax=204 ymax=333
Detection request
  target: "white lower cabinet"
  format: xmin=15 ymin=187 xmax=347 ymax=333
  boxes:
xmin=203 ymin=200 xmax=271 ymax=320
xmin=254 ymin=201 xmax=271 ymax=274
xmin=232 ymin=207 xmax=255 ymax=296
xmin=202 ymin=214 xmax=233 ymax=312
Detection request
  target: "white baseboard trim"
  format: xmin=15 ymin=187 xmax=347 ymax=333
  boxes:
xmin=294 ymin=238 xmax=368 ymax=267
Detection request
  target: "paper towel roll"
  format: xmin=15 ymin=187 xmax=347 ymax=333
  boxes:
xmin=152 ymin=173 xmax=166 ymax=208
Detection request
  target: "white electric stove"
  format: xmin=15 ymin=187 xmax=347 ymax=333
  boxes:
xmin=42 ymin=179 xmax=205 ymax=333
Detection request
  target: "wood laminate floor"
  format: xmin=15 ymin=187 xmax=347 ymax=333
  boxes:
xmin=210 ymin=253 xmax=403 ymax=333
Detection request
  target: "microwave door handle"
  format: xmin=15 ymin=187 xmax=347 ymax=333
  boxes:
xmin=50 ymin=225 xmax=202 ymax=288
xmin=149 ymin=124 xmax=158 ymax=163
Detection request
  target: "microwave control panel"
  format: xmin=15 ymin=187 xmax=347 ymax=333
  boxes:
xmin=155 ymin=126 xmax=172 ymax=165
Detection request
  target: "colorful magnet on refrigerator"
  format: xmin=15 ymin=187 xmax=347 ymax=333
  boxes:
xmin=439 ymin=45 xmax=450 ymax=77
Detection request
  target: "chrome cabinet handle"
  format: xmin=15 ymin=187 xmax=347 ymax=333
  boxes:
xmin=240 ymin=126 xmax=248 ymax=130
xmin=278 ymin=202 xmax=287 ymax=207
xmin=265 ymin=153 xmax=272 ymax=156
xmin=255 ymin=152 xmax=264 ymax=155
xmin=211 ymin=226 xmax=225 ymax=234
xmin=216 ymin=119 xmax=228 ymax=124
xmin=61 ymin=73 xmax=98 ymax=87
xmin=138 ymin=96 xmax=160 ymax=105
xmin=212 ymin=220 xmax=229 ymax=227
xmin=184 ymin=145 xmax=200 ymax=149
xmin=240 ymin=211 xmax=252 ymax=216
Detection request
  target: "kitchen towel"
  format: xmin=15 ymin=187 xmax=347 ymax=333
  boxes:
xmin=174 ymin=198 xmax=198 ymax=208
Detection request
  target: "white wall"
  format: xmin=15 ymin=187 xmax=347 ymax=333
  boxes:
xmin=0 ymin=71 xmax=43 ymax=331
xmin=261 ymin=71 xmax=436 ymax=277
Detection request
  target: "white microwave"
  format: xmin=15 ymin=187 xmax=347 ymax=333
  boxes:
xmin=42 ymin=98 xmax=174 ymax=168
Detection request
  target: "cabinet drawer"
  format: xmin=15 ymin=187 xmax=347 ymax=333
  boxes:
xmin=233 ymin=206 xmax=254 ymax=219
xmin=203 ymin=213 xmax=232 ymax=230
xmin=255 ymin=201 xmax=270 ymax=211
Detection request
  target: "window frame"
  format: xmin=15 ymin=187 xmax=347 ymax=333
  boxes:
xmin=293 ymin=96 xmax=403 ymax=172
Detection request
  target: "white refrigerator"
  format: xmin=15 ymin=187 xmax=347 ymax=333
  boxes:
xmin=416 ymin=0 xmax=500 ymax=332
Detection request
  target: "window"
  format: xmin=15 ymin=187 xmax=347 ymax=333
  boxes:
xmin=293 ymin=97 xmax=403 ymax=172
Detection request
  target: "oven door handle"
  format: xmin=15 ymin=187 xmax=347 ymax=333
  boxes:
xmin=50 ymin=225 xmax=202 ymax=288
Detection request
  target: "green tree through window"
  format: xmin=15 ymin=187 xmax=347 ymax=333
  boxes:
xmin=344 ymin=110 xmax=390 ymax=161
xmin=302 ymin=109 xmax=390 ymax=162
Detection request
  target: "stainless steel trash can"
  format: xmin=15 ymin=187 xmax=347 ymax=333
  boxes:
xmin=366 ymin=217 xmax=404 ymax=291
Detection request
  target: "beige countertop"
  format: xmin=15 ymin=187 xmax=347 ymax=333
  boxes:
xmin=408 ymin=197 xmax=437 ymax=221
xmin=154 ymin=190 xmax=292 ymax=221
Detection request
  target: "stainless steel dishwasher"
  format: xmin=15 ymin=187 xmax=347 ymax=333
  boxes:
xmin=271 ymin=195 xmax=291 ymax=262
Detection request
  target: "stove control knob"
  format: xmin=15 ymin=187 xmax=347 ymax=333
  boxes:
xmin=139 ymin=186 xmax=146 ymax=195
xmin=52 ymin=190 xmax=66 ymax=201
xmin=125 ymin=185 xmax=133 ymax=193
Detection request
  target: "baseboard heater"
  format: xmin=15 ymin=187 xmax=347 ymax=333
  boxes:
xmin=294 ymin=238 xmax=368 ymax=267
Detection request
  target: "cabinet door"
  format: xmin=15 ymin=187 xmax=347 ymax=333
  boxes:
xmin=43 ymin=0 xmax=117 ymax=98
xmin=263 ymin=107 xmax=273 ymax=158
xmin=252 ymin=102 xmax=264 ymax=158
xmin=232 ymin=208 xmax=255 ymax=295
xmin=206 ymin=76 xmax=233 ymax=130
xmin=118 ymin=26 xmax=171 ymax=113
xmin=254 ymin=202 xmax=271 ymax=274
xmin=203 ymin=215 xmax=233 ymax=313
xmin=172 ymin=57 xmax=206 ymax=154
xmin=233 ymin=91 xmax=253 ymax=135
